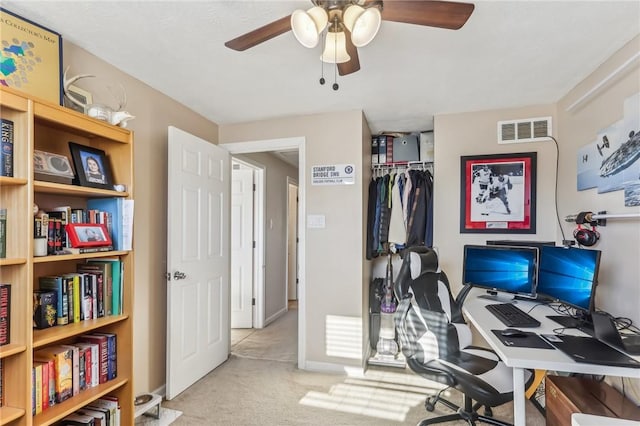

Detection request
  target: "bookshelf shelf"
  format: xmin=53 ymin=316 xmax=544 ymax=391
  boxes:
xmin=0 ymin=406 xmax=26 ymax=425
xmin=0 ymin=176 xmax=28 ymax=186
xmin=33 ymin=315 xmax=129 ymax=349
xmin=33 ymin=377 xmax=128 ymax=426
xmin=0 ymin=258 xmax=27 ymax=266
xmin=32 ymin=250 xmax=129 ymax=264
xmin=0 ymin=85 xmax=135 ymax=425
xmin=0 ymin=343 xmax=27 ymax=358
xmin=34 ymin=181 xmax=129 ymax=198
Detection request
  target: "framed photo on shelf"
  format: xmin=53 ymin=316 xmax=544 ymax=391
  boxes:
xmin=460 ymin=152 xmax=537 ymax=234
xmin=66 ymin=223 xmax=112 ymax=248
xmin=68 ymin=142 xmax=114 ymax=189
xmin=0 ymin=8 xmax=63 ymax=104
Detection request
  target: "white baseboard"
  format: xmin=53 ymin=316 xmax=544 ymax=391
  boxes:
xmin=264 ymin=306 xmax=287 ymax=326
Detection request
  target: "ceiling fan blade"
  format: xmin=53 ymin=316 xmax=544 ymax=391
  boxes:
xmin=225 ymin=15 xmax=292 ymax=51
xmin=381 ymin=0 xmax=474 ymax=30
xmin=338 ymin=31 xmax=361 ymax=76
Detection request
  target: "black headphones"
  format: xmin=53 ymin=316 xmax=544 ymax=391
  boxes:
xmin=573 ymin=224 xmax=600 ymax=247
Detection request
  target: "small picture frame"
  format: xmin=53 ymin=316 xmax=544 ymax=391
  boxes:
xmin=68 ymin=142 xmax=114 ymax=189
xmin=66 ymin=223 xmax=112 ymax=247
xmin=63 ymin=84 xmax=93 ymax=114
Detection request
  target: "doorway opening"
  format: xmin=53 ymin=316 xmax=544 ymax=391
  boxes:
xmin=221 ymin=137 xmax=307 ymax=368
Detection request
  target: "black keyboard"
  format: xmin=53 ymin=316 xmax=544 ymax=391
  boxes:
xmin=486 ymin=303 xmax=541 ymax=328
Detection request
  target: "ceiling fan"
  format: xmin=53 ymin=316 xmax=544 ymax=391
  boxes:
xmin=225 ymin=1 xmax=475 ymax=79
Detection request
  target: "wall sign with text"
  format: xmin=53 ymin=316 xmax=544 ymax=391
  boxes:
xmin=311 ymin=164 xmax=355 ymax=185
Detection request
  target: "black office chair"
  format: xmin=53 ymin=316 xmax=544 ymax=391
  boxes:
xmin=394 ymin=246 xmax=532 ymax=426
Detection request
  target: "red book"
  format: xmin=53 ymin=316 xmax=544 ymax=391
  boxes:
xmin=0 ymin=284 xmax=9 ymax=346
xmin=77 ymin=334 xmax=108 ymax=384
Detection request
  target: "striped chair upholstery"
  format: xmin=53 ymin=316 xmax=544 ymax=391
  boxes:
xmin=394 ymin=246 xmax=532 ymax=426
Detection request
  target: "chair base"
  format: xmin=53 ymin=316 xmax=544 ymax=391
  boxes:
xmin=418 ymin=392 xmax=512 ymax=426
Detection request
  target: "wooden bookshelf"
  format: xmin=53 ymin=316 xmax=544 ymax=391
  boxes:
xmin=0 ymin=86 xmax=135 ymax=425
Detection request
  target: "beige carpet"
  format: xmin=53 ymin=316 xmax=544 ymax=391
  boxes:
xmin=163 ymin=307 xmax=546 ymax=425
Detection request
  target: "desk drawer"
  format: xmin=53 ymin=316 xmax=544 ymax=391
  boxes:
xmin=545 ymin=376 xmax=640 ymax=426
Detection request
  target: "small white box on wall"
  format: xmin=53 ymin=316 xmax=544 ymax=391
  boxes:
xmin=420 ymin=131 xmax=434 ymax=162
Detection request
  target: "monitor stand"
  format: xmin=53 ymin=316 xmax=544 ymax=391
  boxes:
xmin=547 ymin=315 xmax=595 ymax=336
xmin=477 ymin=290 xmax=514 ymax=303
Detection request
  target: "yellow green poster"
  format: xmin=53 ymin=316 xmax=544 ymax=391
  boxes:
xmin=0 ymin=8 xmax=62 ymax=104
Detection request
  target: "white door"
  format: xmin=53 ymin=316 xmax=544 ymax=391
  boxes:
xmin=287 ymin=182 xmax=298 ymax=300
xmin=166 ymin=126 xmax=230 ymax=400
xmin=231 ymin=166 xmax=254 ymax=328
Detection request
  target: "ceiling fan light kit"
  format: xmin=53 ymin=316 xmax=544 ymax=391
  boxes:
xmin=225 ymin=0 xmax=475 ymax=88
xmin=342 ymin=5 xmax=382 ymax=47
xmin=291 ymin=6 xmax=328 ymax=48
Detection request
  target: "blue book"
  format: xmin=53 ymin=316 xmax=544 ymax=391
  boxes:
xmin=38 ymin=276 xmax=68 ymax=326
xmin=86 ymin=198 xmax=124 ymax=250
xmin=0 ymin=118 xmax=13 ymax=177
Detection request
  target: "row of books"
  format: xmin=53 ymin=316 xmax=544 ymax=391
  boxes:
xmin=1 ymin=118 xmax=13 ymax=177
xmin=35 ymin=198 xmax=133 ymax=255
xmin=60 ymin=396 xmax=121 ymax=426
xmin=0 ymin=208 xmax=6 ymax=258
xmin=35 ymin=259 xmax=124 ymax=329
xmin=33 ymin=334 xmax=117 ymax=416
xmin=0 ymin=359 xmax=4 ymax=408
xmin=0 ymin=283 xmax=9 ymax=346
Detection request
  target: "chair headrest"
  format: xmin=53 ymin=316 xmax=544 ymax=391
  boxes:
xmin=409 ymin=249 xmax=440 ymax=280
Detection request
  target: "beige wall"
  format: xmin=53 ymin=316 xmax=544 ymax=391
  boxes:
xmin=556 ymin=35 xmax=640 ymax=403
xmin=64 ymin=31 xmax=640 ymax=395
xmin=235 ymin=152 xmax=298 ymax=321
xmin=557 ymin=35 xmax=640 ymax=328
xmin=434 ymin=35 xmax=640 ymax=401
xmin=63 ymin=42 xmax=219 ymax=394
xmin=220 ymin=111 xmax=368 ymax=367
xmin=434 ymin=104 xmax=558 ymax=293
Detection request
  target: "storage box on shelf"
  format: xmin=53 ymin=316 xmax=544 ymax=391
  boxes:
xmin=0 ymin=86 xmax=134 ymax=426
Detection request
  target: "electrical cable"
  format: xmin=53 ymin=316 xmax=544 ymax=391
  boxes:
xmin=547 ymin=136 xmax=567 ymax=243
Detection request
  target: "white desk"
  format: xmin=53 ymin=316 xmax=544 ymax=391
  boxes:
xmin=461 ymin=287 xmax=640 ymax=426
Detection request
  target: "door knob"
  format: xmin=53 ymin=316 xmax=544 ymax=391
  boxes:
xmin=173 ymin=271 xmax=187 ymax=280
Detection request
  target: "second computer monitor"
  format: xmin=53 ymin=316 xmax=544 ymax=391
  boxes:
xmin=463 ymin=244 xmax=539 ymax=299
xmin=536 ymin=246 xmax=601 ymax=312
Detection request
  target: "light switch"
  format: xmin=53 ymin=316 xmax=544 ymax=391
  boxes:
xmin=307 ymin=214 xmax=326 ymax=229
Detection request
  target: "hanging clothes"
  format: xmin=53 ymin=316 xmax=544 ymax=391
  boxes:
xmin=367 ymin=165 xmax=434 ymax=257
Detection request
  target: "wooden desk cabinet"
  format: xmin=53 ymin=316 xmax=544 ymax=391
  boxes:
xmin=545 ymin=375 xmax=640 ymax=426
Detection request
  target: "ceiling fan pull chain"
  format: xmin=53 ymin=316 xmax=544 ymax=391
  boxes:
xmin=319 ymin=27 xmax=326 ymax=86
xmin=333 ymin=26 xmax=339 ymax=91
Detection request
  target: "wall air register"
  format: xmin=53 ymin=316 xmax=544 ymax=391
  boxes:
xmin=497 ymin=116 xmax=552 ymax=144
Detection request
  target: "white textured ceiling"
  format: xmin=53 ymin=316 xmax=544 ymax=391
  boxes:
xmin=3 ymin=1 xmax=640 ymax=134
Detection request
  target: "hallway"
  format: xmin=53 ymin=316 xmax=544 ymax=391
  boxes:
xmin=231 ymin=302 xmax=298 ymax=363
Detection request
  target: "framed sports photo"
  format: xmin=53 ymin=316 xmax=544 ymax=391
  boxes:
xmin=66 ymin=223 xmax=112 ymax=247
xmin=68 ymin=142 xmax=114 ymax=189
xmin=460 ymin=152 xmax=537 ymax=233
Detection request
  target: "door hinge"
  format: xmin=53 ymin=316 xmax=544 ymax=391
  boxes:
xmin=253 ymin=241 xmax=256 ymax=248
xmin=253 ymin=183 xmax=256 ymax=191
xmin=296 ymin=278 xmax=299 ymax=284
xmin=165 ymin=272 xmax=171 ymax=281
xmin=252 ymin=298 xmax=256 ymax=306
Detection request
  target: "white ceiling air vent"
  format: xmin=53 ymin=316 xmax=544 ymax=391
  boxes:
xmin=497 ymin=116 xmax=552 ymax=144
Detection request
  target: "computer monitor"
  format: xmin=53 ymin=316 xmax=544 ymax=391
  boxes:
xmin=536 ymin=246 xmax=601 ymax=314
xmin=463 ymin=244 xmax=539 ymax=299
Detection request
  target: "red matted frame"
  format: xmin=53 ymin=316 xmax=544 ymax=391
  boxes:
xmin=66 ymin=223 xmax=112 ymax=247
xmin=460 ymin=152 xmax=537 ymax=233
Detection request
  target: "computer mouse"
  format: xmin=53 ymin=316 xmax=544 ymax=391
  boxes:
xmin=501 ymin=328 xmax=527 ymax=338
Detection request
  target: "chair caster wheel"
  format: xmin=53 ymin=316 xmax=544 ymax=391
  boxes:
xmin=425 ymin=396 xmax=437 ymax=412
